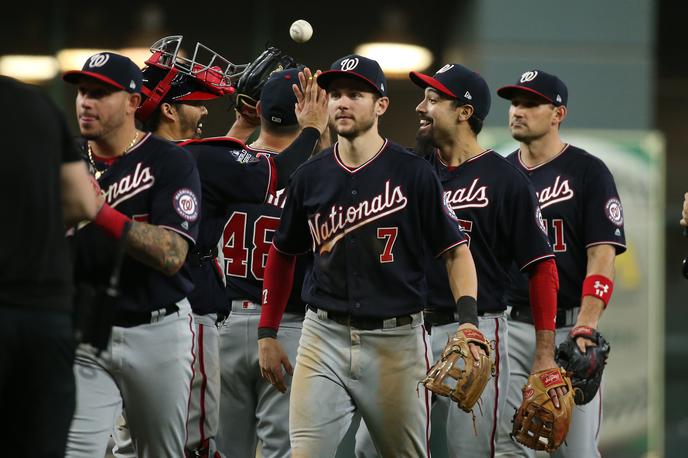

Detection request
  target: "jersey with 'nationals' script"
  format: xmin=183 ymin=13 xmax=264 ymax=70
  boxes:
xmin=425 ymin=149 xmax=554 ymax=313
xmin=72 ymin=133 xmax=202 ymax=312
xmin=273 ymin=140 xmax=467 ymax=318
xmin=505 ymin=144 xmax=627 ymax=310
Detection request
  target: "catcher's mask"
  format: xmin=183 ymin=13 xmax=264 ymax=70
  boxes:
xmin=136 ymin=36 xmax=248 ymax=122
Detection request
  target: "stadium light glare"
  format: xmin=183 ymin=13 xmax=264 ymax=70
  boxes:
xmin=354 ymin=42 xmax=433 ymax=78
xmin=0 ymin=55 xmax=59 ymax=82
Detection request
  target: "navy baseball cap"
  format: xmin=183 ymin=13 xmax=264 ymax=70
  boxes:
xmin=410 ymin=64 xmax=491 ymax=121
xmin=317 ymin=54 xmax=387 ymax=97
xmin=259 ymin=68 xmax=301 ymax=126
xmin=497 ymin=70 xmax=568 ymax=106
xmin=63 ymin=52 xmax=142 ymax=93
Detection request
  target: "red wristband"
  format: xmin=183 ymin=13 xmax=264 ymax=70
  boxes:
xmin=94 ymin=203 xmax=132 ymax=240
xmin=581 ymin=274 xmax=614 ymax=308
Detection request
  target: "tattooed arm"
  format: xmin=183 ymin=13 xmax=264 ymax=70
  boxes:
xmin=125 ymin=222 xmax=190 ymax=276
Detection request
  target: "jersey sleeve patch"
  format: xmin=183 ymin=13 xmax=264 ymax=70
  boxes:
xmin=442 ymin=193 xmax=459 ymax=222
xmin=605 ymin=198 xmax=624 ymax=226
xmin=536 ymin=206 xmax=548 ymax=234
xmin=173 ymin=188 xmax=199 ymax=222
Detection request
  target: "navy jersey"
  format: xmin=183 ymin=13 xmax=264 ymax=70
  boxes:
xmin=273 ymin=140 xmax=467 ymax=318
xmin=426 ymin=150 xmax=554 ymax=313
xmin=73 ymin=133 xmax=201 ymax=312
xmin=222 ymin=147 xmax=308 ymax=315
xmin=505 ymin=144 xmax=627 ymax=310
xmin=180 ymin=137 xmax=278 ymax=315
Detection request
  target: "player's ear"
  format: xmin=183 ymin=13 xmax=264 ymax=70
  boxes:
xmin=125 ymin=93 xmax=142 ymax=115
xmin=553 ymin=105 xmax=567 ymax=126
xmin=159 ymin=103 xmax=177 ymax=122
xmin=255 ymin=100 xmax=263 ymax=118
xmin=375 ymin=96 xmax=389 ymax=116
xmin=457 ymin=104 xmax=474 ymax=123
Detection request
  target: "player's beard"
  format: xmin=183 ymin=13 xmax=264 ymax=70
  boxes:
xmin=335 ymin=110 xmax=376 ymax=140
xmin=80 ymin=108 xmax=127 ymax=141
xmin=177 ymin=106 xmax=204 ymax=139
xmin=415 ymin=127 xmax=437 ymax=156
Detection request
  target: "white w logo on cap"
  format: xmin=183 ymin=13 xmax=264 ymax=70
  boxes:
xmin=340 ymin=58 xmax=359 ymax=71
xmin=436 ymin=64 xmax=454 ymax=74
xmin=520 ymin=71 xmax=538 ymax=83
xmin=88 ymin=53 xmax=110 ymax=68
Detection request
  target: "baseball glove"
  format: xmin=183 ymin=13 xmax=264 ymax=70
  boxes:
xmin=555 ymin=325 xmax=610 ymax=404
xmin=233 ymin=47 xmax=298 ymax=117
xmin=512 ymin=367 xmax=575 ymax=452
xmin=422 ymin=327 xmax=494 ymax=412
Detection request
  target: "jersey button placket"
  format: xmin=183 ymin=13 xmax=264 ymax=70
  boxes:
xmin=347 ymin=176 xmax=360 ymax=314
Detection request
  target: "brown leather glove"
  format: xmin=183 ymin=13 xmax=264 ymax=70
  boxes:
xmin=422 ymin=328 xmax=493 ymax=412
xmin=512 ymin=367 xmax=575 ymax=452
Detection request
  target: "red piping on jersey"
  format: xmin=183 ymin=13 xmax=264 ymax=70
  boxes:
xmin=89 ymin=132 xmax=152 ymax=164
xmin=435 ymin=149 xmax=493 ymax=170
xmin=184 ymin=313 xmax=197 ymax=450
xmin=333 ymin=139 xmax=389 ymax=174
xmin=489 ymin=317 xmax=500 ymax=458
xmin=519 ymin=253 xmax=556 ymax=272
xmin=596 ymin=388 xmax=603 ymax=443
xmin=265 ymin=156 xmax=278 ymax=202
xmin=178 ymin=136 xmax=246 ymax=148
xmin=271 ymin=240 xmax=310 ymax=257
xmin=585 ymin=240 xmax=627 ymax=251
xmin=435 ymin=238 xmax=468 ymax=258
xmin=159 ymin=225 xmax=197 ymax=245
xmin=198 ymin=324 xmax=207 ymax=444
xmin=422 ymin=325 xmax=432 ymax=457
xmin=517 ymin=144 xmax=569 ymax=171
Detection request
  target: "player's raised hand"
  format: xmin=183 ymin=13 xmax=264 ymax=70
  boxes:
xmin=258 ymin=337 xmax=293 ymax=393
xmin=681 ymin=192 xmax=688 ymax=227
xmin=293 ymin=67 xmax=328 ymax=134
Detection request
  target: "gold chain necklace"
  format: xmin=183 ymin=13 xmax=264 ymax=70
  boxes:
xmin=88 ymin=131 xmax=139 ymax=179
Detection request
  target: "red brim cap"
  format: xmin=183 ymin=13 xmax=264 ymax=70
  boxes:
xmin=496 ymin=85 xmax=555 ymax=104
xmin=317 ymin=70 xmax=383 ymax=96
xmin=62 ymin=70 xmax=126 ymax=91
xmin=175 ymin=90 xmax=222 ymax=102
xmin=409 ymin=71 xmax=457 ymax=99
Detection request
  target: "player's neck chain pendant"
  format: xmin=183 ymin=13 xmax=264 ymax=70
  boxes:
xmin=88 ymin=131 xmax=140 ymax=179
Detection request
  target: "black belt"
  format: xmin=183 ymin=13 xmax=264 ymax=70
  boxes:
xmin=307 ymin=305 xmax=416 ymax=330
xmin=188 ymin=247 xmax=218 ymax=267
xmin=424 ymin=309 xmax=458 ymax=327
xmin=509 ymin=305 xmax=580 ymax=328
xmin=113 ymin=305 xmax=179 ymax=328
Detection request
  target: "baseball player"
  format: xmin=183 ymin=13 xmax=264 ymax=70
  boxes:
xmin=355 ymin=64 xmax=562 ymax=458
xmin=681 ymin=192 xmax=688 ymax=227
xmin=257 ymin=54 xmax=479 ymax=458
xmin=110 ymin=37 xmax=236 ymax=458
xmin=63 ymin=52 xmax=200 ymax=457
xmin=216 ymin=67 xmax=328 ymax=458
xmin=494 ymin=70 xmax=627 ymax=457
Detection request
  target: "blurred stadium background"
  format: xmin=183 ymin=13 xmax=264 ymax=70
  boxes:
xmin=2 ymin=1 xmax=686 ymax=456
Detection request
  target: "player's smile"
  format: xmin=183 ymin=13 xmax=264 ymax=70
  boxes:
xmin=418 ymin=117 xmax=433 ymax=135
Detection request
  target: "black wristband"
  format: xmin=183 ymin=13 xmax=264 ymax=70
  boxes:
xmin=456 ymin=296 xmax=479 ymax=327
xmin=257 ymin=327 xmax=278 ymax=340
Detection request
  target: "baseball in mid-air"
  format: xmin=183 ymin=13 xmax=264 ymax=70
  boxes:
xmin=290 ymin=19 xmax=313 ymax=43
